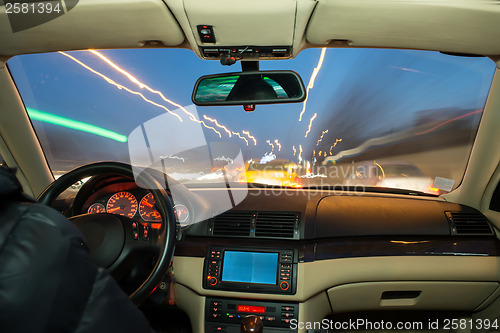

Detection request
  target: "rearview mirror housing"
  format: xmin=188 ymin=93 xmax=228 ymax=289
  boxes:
xmin=192 ymin=70 xmax=306 ymax=106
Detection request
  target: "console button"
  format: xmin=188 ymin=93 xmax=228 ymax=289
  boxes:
xmin=208 ymin=277 xmax=218 ymax=286
xmin=280 ymin=281 xmax=289 ymax=291
xmin=281 ymin=306 xmax=294 ymax=311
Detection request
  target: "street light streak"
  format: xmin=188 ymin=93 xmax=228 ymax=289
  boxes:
xmin=316 ymin=129 xmax=329 ymax=146
xmin=64 ymin=50 xmax=260 ymax=147
xmin=416 ymin=109 xmax=483 ymax=135
xmin=329 ymin=138 xmax=343 ymax=154
xmin=274 ymin=139 xmax=281 ymax=151
xmin=304 ymin=113 xmax=317 ymax=138
xmin=67 ymin=50 xmax=222 ymax=137
xmin=293 ymin=145 xmax=297 ymax=156
xmin=232 ymin=132 xmax=249 ymax=145
xmin=266 ymin=140 xmax=274 ymax=151
xmin=89 ymin=50 xmax=200 ymax=122
xmin=242 ymin=131 xmax=257 ymax=145
xmin=203 ymin=115 xmax=231 ymax=137
xmin=299 ymin=48 xmax=327 ymax=121
xmin=58 ymin=51 xmax=183 ymax=122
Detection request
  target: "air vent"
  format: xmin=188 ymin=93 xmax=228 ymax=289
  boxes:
xmin=255 ymin=211 xmax=298 ymax=238
xmin=446 ymin=211 xmax=494 ymax=235
xmin=212 ymin=211 xmax=252 ymax=236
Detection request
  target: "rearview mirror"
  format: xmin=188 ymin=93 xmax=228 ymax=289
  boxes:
xmin=192 ymin=70 xmax=306 ymax=106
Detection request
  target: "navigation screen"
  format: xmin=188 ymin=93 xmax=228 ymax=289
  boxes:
xmin=222 ymin=251 xmax=278 ymax=285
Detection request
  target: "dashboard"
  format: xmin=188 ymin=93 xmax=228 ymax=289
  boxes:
xmin=69 ymin=177 xmax=500 ymax=333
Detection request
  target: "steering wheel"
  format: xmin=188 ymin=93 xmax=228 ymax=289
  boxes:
xmin=37 ymin=161 xmax=177 ymax=305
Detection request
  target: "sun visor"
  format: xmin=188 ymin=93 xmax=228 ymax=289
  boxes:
xmin=183 ymin=0 xmax=296 ymax=48
xmin=307 ymin=0 xmax=500 ymax=55
xmin=0 ymin=0 xmax=185 ymax=56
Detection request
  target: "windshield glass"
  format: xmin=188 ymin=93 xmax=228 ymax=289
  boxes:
xmin=7 ymin=48 xmax=495 ymax=194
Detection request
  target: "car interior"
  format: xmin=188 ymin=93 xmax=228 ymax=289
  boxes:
xmin=2 ymin=1 xmax=500 ymax=333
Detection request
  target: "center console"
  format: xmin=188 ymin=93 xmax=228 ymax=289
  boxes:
xmin=203 ymin=247 xmax=299 ymax=332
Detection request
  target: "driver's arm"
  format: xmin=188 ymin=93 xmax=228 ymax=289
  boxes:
xmin=0 ymin=166 xmax=153 ymax=333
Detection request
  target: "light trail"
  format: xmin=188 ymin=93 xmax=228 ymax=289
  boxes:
xmin=60 ymin=51 xmax=222 ymax=137
xmin=27 ymin=108 xmax=128 ymax=142
xmin=293 ymin=145 xmax=297 ymax=156
xmin=329 ymin=138 xmax=343 ymax=154
xmin=274 ymin=139 xmax=281 ymax=151
xmin=266 ymin=140 xmax=275 ymax=151
xmin=416 ymin=109 xmax=483 ymax=135
xmin=58 ymin=51 xmax=183 ymax=122
xmin=299 ymin=48 xmax=327 ymax=121
xmin=232 ymin=132 xmax=249 ymax=145
xmin=89 ymin=50 xmax=242 ymax=140
xmin=316 ymin=129 xmax=329 ymax=146
xmin=203 ymin=115 xmax=231 ymax=137
xmin=158 ymin=154 xmax=186 ymax=162
xmin=64 ymin=50 xmax=261 ymax=147
xmin=298 ymin=145 xmax=303 ymax=163
xmin=242 ymin=131 xmax=257 ymax=145
xmin=89 ymin=50 xmax=198 ymax=121
xmin=304 ymin=113 xmax=317 ymax=138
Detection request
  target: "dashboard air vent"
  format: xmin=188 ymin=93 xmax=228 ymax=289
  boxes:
xmin=446 ymin=211 xmax=493 ymax=235
xmin=212 ymin=211 xmax=252 ymax=236
xmin=255 ymin=211 xmax=298 ymax=238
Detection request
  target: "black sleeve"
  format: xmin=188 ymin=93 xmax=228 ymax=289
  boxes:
xmin=0 ymin=202 xmax=152 ymax=333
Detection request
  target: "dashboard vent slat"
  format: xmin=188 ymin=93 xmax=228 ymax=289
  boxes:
xmin=255 ymin=212 xmax=297 ymax=238
xmin=212 ymin=211 xmax=252 ymax=237
xmin=446 ymin=211 xmax=493 ymax=235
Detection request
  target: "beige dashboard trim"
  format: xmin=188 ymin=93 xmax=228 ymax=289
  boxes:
xmin=327 ymin=281 xmax=498 ymax=313
xmin=173 ymin=255 xmax=500 ymax=333
xmin=173 ymin=255 xmax=500 ymax=303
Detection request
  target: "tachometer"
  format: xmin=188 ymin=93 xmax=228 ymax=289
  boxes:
xmin=87 ymin=203 xmax=105 ymax=214
xmin=106 ymin=192 xmax=137 ymax=218
xmin=139 ymin=193 xmax=161 ymax=222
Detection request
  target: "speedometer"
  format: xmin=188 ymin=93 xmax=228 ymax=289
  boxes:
xmin=106 ymin=192 xmax=137 ymax=218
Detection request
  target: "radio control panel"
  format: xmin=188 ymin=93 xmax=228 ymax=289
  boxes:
xmin=203 ymin=247 xmax=297 ymax=294
xmin=206 ymin=297 xmax=298 ymax=332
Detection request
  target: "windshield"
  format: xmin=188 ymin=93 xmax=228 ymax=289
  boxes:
xmin=7 ymin=48 xmax=495 ymax=194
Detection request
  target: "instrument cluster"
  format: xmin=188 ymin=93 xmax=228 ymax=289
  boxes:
xmin=85 ymin=190 xmax=190 ymax=227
